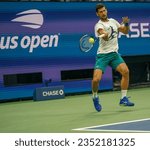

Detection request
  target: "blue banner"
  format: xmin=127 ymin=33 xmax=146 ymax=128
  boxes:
xmin=0 ymin=2 xmax=149 ymax=100
xmin=0 ymin=2 xmax=150 ymax=60
xmin=33 ymin=85 xmax=65 ymax=101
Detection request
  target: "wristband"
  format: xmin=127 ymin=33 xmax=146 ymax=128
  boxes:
xmin=124 ymin=23 xmax=129 ymax=26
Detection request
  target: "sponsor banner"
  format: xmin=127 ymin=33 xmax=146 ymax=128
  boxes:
xmin=33 ymin=86 xmax=65 ymax=101
xmin=0 ymin=2 xmax=149 ymax=100
xmin=0 ymin=2 xmax=150 ymax=59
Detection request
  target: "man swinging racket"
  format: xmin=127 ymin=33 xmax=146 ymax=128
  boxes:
xmin=92 ymin=3 xmax=134 ymax=112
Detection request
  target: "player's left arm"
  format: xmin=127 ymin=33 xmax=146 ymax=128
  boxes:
xmin=118 ymin=16 xmax=130 ymax=34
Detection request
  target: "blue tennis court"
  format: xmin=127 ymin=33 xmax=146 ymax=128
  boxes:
xmin=74 ymin=118 xmax=150 ymax=132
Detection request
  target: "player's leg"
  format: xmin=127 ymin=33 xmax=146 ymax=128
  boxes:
xmin=92 ymin=69 xmax=103 ymax=98
xmin=92 ymin=69 xmax=103 ymax=112
xmin=116 ymin=63 xmax=129 ymax=96
xmin=92 ymin=54 xmax=108 ymax=112
xmin=116 ymin=63 xmax=134 ymax=106
xmin=111 ymin=53 xmax=134 ymax=106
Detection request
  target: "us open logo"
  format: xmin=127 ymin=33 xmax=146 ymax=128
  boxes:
xmin=11 ymin=9 xmax=43 ymax=29
xmin=0 ymin=9 xmax=60 ymax=53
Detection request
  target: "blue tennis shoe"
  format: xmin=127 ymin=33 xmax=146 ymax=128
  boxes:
xmin=119 ymin=96 xmax=134 ymax=106
xmin=93 ymin=97 xmax=102 ymax=112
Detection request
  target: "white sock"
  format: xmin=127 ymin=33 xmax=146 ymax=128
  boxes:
xmin=92 ymin=92 xmax=98 ymax=98
xmin=121 ymin=90 xmax=127 ymax=99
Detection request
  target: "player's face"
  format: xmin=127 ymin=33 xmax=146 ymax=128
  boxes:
xmin=96 ymin=7 xmax=108 ymax=21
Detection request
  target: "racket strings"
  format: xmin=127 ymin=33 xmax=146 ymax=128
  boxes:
xmin=80 ymin=35 xmax=93 ymax=52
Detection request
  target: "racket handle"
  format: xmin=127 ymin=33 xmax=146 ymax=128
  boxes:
xmin=98 ymin=34 xmax=105 ymax=38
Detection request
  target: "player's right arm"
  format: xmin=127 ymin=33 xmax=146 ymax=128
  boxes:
xmin=97 ymin=28 xmax=109 ymax=41
xmin=95 ymin=23 xmax=108 ymax=41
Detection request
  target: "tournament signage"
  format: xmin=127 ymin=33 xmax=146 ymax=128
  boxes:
xmin=33 ymin=86 xmax=65 ymax=101
xmin=0 ymin=2 xmax=150 ymax=58
xmin=0 ymin=2 xmax=149 ymax=100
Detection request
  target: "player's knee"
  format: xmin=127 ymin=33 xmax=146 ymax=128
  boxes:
xmin=122 ymin=68 xmax=129 ymax=76
xmin=92 ymin=77 xmax=100 ymax=84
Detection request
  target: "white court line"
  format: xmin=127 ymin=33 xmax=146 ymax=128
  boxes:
xmin=73 ymin=118 xmax=150 ymax=132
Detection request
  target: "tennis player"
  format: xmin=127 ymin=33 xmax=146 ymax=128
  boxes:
xmin=92 ymin=3 xmax=134 ymax=112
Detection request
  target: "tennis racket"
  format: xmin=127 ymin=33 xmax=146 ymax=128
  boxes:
xmin=79 ymin=34 xmax=105 ymax=52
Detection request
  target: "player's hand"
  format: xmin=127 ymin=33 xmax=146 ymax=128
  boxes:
xmin=98 ymin=28 xmax=109 ymax=41
xmin=122 ymin=16 xmax=130 ymax=24
xmin=102 ymin=32 xmax=109 ymax=41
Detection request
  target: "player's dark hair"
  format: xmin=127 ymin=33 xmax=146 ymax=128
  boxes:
xmin=96 ymin=3 xmax=106 ymax=12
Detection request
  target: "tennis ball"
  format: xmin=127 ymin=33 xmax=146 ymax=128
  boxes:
xmin=89 ymin=37 xmax=95 ymax=44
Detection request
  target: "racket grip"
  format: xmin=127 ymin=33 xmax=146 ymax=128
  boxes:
xmin=99 ymin=34 xmax=105 ymax=38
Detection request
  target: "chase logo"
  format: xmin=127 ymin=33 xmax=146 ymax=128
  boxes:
xmin=33 ymin=86 xmax=65 ymax=101
xmin=11 ymin=9 xmax=43 ymax=29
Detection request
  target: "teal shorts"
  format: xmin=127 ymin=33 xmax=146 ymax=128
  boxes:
xmin=94 ymin=52 xmax=125 ymax=73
